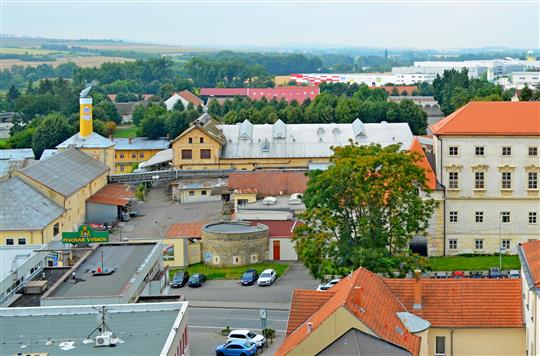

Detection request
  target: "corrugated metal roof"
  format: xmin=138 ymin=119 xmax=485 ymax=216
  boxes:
xmin=113 ymin=137 xmax=170 ymax=150
xmin=87 ymin=183 xmax=134 ymax=206
xmin=139 ymin=148 xmax=172 ymax=168
xmin=0 ymin=149 xmax=34 ymax=160
xmin=17 ymin=147 xmax=109 ymax=197
xmin=218 ymin=119 xmax=413 ymax=159
xmin=56 ymin=132 xmax=115 ymax=149
xmin=0 ymin=177 xmax=64 ymax=231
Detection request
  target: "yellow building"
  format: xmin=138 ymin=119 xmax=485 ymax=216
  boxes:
xmin=0 ymin=177 xmax=65 ymax=246
xmin=277 ymin=268 xmax=525 ymax=356
xmin=113 ymin=137 xmax=169 ymax=173
xmin=171 ymin=113 xmax=414 ymax=171
xmin=14 ymin=147 xmax=109 ymax=232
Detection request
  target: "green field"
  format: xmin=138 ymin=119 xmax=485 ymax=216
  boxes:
xmin=429 ymin=255 xmax=520 ymax=271
xmin=0 ymin=46 xmax=63 ymax=55
xmin=170 ymin=262 xmax=290 ymax=280
xmin=114 ymin=125 xmax=138 ymax=138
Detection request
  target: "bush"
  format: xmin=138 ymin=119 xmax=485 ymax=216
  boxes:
xmin=221 ymin=326 xmax=231 ymax=336
xmin=262 ymin=328 xmax=276 ymax=343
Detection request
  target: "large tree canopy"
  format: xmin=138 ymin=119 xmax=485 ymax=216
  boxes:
xmin=293 ymin=143 xmax=435 ymax=279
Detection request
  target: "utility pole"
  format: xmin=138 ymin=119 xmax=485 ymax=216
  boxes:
xmin=499 ymin=212 xmax=503 ymax=271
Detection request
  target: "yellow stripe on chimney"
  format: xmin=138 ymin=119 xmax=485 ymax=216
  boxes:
xmin=79 ymin=97 xmax=93 ymax=137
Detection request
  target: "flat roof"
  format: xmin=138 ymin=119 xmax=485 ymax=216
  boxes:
xmin=0 ymin=245 xmax=46 ymax=281
xmin=238 ymin=196 xmax=306 ymax=211
xmin=204 ymin=221 xmax=268 ymax=234
xmin=0 ymin=302 xmax=187 ymax=356
xmin=45 ymin=243 xmax=157 ymax=299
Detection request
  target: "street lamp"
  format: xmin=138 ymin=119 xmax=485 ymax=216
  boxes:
xmin=499 ymin=212 xmax=503 ymax=271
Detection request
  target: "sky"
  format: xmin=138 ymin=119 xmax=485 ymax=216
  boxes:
xmin=1 ymin=0 xmax=539 ymax=50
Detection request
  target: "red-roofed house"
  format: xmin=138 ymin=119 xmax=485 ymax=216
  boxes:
xmin=165 ymin=90 xmax=204 ymax=111
xmin=278 ymin=267 xmax=525 ymax=356
xmin=432 ymin=101 xmax=540 ymax=256
xmin=519 ymin=240 xmax=540 ymax=355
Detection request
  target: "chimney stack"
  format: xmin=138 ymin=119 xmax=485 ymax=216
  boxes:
xmin=413 ymin=269 xmax=422 ymax=310
xmin=352 ymin=286 xmax=362 ymax=306
xmin=79 ymin=97 xmax=93 ymax=137
xmin=128 ymin=137 xmax=132 ymax=145
xmin=306 ymin=322 xmax=313 ymax=333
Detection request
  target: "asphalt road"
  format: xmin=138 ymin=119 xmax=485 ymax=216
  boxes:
xmin=189 ymin=307 xmax=288 ymax=356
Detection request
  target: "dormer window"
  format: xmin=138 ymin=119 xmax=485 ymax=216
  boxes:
xmin=188 ymin=137 xmax=193 ymax=144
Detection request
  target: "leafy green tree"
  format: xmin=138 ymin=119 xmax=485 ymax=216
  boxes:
xmin=172 ymin=99 xmax=185 ymax=111
xmin=138 ymin=105 xmax=168 ymax=139
xmin=7 ymin=85 xmax=20 ymax=103
xmin=8 ymin=128 xmax=35 ymax=148
xmin=32 ymin=113 xmax=75 ymax=158
xmin=207 ymin=99 xmax=222 ymax=117
xmin=397 ymin=99 xmax=428 ymax=135
xmin=520 ymin=85 xmax=534 ymax=101
xmin=293 ymin=143 xmax=436 ymax=278
xmin=132 ymin=103 xmax=147 ymax=126
xmin=166 ymin=110 xmax=189 ymax=139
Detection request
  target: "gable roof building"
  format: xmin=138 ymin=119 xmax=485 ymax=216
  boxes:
xmin=278 ymin=268 xmax=524 ymax=356
xmin=165 ymin=90 xmax=204 ymax=110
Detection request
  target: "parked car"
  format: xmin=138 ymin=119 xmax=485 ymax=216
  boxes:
xmin=215 ymin=340 xmax=257 ymax=356
xmin=470 ymin=271 xmax=484 ymax=279
xmin=227 ymin=329 xmax=266 ymax=348
xmin=316 ymin=278 xmax=341 ymax=291
xmin=488 ymin=267 xmax=503 ymax=279
xmin=240 ymin=269 xmax=259 ymax=286
xmin=188 ymin=273 xmax=206 ymax=287
xmin=171 ymin=271 xmax=189 ymax=288
xmin=257 ymin=269 xmax=277 ymax=286
xmin=434 ymin=272 xmax=448 ymax=279
xmin=451 ymin=271 xmax=465 ymax=279
xmin=508 ymin=270 xmax=521 ymax=279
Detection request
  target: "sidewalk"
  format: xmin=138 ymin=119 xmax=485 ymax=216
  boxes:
xmin=263 ymin=333 xmax=285 ymax=355
xmin=188 ymin=300 xmax=290 ymax=310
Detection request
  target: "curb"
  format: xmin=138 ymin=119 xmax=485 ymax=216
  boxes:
xmin=188 ymin=301 xmax=290 ymax=311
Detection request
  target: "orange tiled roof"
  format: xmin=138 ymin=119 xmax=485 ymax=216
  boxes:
xmin=165 ymin=221 xmax=206 ymax=239
xmin=520 ymin=240 xmax=540 ymax=287
xmin=287 ymin=290 xmax=335 ymax=335
xmin=385 ymin=278 xmax=523 ymax=328
xmin=86 ymin=184 xmax=134 ymax=207
xmin=178 ymin=90 xmax=204 ymax=107
xmin=408 ymin=137 xmax=436 ymax=190
xmin=228 ymin=171 xmax=308 ymax=197
xmin=431 ymin=101 xmax=540 ymax=136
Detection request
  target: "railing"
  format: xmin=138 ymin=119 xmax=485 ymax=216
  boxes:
xmin=109 ymin=169 xmax=234 ymax=184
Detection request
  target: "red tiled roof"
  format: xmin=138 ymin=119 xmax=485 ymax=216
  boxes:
xmin=228 ymin=171 xmax=308 ymax=197
xmin=87 ymin=184 xmax=134 ymax=207
xmin=200 ymin=88 xmax=248 ymax=97
xmin=165 ymin=221 xmax=206 ymax=239
xmin=385 ymin=278 xmax=523 ymax=328
xmin=178 ymin=90 xmax=204 ymax=107
xmin=431 ymin=101 xmax=540 ymax=136
xmin=408 ymin=137 xmax=436 ymax=190
xmin=287 ymin=290 xmax=335 ymax=335
xmin=520 ymin=240 xmax=540 ymax=287
xmin=278 ymin=268 xmax=523 ymax=356
xmin=247 ymin=220 xmax=302 ymax=238
xmin=379 ymin=86 xmax=417 ymax=95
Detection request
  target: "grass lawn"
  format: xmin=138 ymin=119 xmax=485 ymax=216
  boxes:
xmin=169 ymin=262 xmax=291 ymax=280
xmin=114 ymin=125 xmax=138 ymax=138
xmin=429 ymin=255 xmax=521 ymax=271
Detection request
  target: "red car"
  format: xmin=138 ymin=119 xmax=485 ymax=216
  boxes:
xmin=451 ymin=271 xmax=465 ymax=278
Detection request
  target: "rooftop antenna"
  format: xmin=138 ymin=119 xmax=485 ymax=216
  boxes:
xmin=87 ymin=306 xmax=118 ymax=347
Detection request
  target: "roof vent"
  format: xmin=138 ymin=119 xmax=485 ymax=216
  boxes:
xmin=381 ymin=121 xmax=388 ymax=124
xmin=262 ymin=139 xmax=270 ymax=152
xmin=352 ymin=118 xmax=366 ymax=137
xmin=262 ymin=196 xmax=277 ymax=205
xmin=289 ymin=193 xmax=303 ymax=205
xmin=307 ymin=322 xmax=313 ymax=333
xmin=273 ymin=119 xmax=287 ymax=139
xmin=317 ymin=127 xmax=325 ymax=135
xmin=332 ymin=127 xmax=340 ymax=134
xmin=239 ymin=119 xmax=253 ymax=140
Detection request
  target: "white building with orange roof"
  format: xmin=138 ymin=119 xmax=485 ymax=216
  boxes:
xmin=432 ymin=101 xmax=540 ymax=255
xmin=519 ymin=240 xmax=540 ymax=356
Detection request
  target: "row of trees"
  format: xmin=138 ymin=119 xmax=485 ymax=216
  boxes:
xmin=133 ymin=102 xmax=201 ymax=139
xmin=206 ymin=84 xmax=428 ymax=134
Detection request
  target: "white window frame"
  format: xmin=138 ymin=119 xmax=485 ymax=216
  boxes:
xmin=475 ymin=239 xmax=484 ymax=250
xmin=449 ymin=146 xmax=459 ymax=156
xmin=475 ymin=211 xmax=484 ymax=223
xmin=449 ymin=239 xmax=457 ymax=250
xmin=530 ymin=212 xmax=537 ymax=224
xmin=475 ymin=146 xmax=485 ymax=156
xmin=501 ymin=212 xmax=511 ymax=223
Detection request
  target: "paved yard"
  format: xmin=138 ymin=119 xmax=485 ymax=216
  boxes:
xmin=110 ymin=181 xmax=223 ymax=240
xmin=169 ymin=262 xmax=319 ymax=305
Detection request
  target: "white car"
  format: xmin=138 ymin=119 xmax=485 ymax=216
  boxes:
xmin=316 ymin=278 xmax=341 ymax=291
xmin=227 ymin=329 xmax=266 ymax=348
xmin=257 ymin=269 xmax=277 ymax=286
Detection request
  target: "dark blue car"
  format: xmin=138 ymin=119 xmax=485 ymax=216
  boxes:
xmin=215 ymin=340 xmax=257 ymax=356
xmin=240 ymin=269 xmax=259 ymax=286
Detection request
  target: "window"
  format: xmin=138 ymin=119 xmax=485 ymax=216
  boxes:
xmin=475 ymin=146 xmax=485 ymax=156
xmin=250 ymin=254 xmax=259 ymax=263
xmin=529 ymin=172 xmax=538 ymax=189
xmin=474 ymin=172 xmax=485 ymax=189
xmin=449 ymin=211 xmax=458 ymax=223
xmin=530 ymin=212 xmax=538 ymax=224
xmin=120 ymin=165 xmax=125 ymax=172
xmin=475 ymin=239 xmax=484 ymax=250
xmin=232 ymin=256 xmax=240 ymax=265
xmin=200 ymin=137 xmax=204 ymax=143
xmin=475 ymin=211 xmax=484 ymax=223
xmin=119 ymin=153 xmax=124 ymax=159
xmin=502 ymin=172 xmax=512 ymax=189
xmin=449 ymin=239 xmax=457 ymax=250
xmin=188 ymin=191 xmax=195 ymax=196
xmin=201 ymin=190 xmax=207 ymax=196
xmin=501 ymin=212 xmax=510 ymax=223
xmin=5 ymin=238 xmax=14 ymax=246
xmin=448 ymin=172 xmax=459 ymax=189
xmin=529 ymin=147 xmax=538 ymax=156
xmin=188 ymin=137 xmax=193 ymax=144
xmin=449 ymin=146 xmax=459 ymax=156
xmin=435 ymin=336 xmax=446 ymax=355
xmin=139 ymin=153 xmax=144 ymax=159
xmin=502 ymin=240 xmax=510 ymax=250
xmin=131 ymin=153 xmax=137 ymax=159
xmin=238 ymin=199 xmax=248 ymax=206
xmin=18 ymin=238 xmax=26 ymax=245
xmin=181 ymin=149 xmax=192 ymax=160
xmin=200 ymin=149 xmax=211 ymax=159
xmin=502 ymin=146 xmax=512 ymax=156
xmin=53 ymin=223 xmax=60 ymax=236
xmin=213 ymin=255 xmax=220 ymax=264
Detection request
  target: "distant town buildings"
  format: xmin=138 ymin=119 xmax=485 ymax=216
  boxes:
xmin=200 ymin=86 xmax=320 ymax=104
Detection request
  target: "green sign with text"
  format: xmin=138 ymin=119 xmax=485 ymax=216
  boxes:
xmin=62 ymin=225 xmax=109 ymax=244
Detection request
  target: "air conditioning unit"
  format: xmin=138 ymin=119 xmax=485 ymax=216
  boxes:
xmin=262 ymin=196 xmax=277 ymax=205
xmin=95 ymin=331 xmax=115 ymax=347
